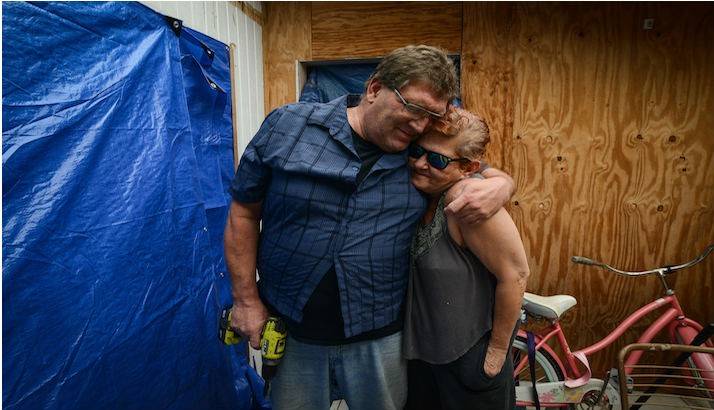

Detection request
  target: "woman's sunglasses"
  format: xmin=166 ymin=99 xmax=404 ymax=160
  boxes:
xmin=408 ymin=144 xmax=470 ymax=170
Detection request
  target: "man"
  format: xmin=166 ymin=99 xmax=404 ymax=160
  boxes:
xmin=225 ymin=45 xmax=514 ymax=410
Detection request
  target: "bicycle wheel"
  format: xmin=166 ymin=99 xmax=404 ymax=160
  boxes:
xmin=512 ymin=336 xmax=617 ymax=409
xmin=512 ymin=335 xmax=566 ymax=409
xmin=512 ymin=335 xmax=565 ymax=384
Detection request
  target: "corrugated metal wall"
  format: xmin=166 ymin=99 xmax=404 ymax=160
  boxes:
xmin=143 ymin=1 xmax=264 ymax=159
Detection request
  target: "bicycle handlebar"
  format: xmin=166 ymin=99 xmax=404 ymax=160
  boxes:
xmin=571 ymin=256 xmax=600 ymax=266
xmin=572 ymin=244 xmax=714 ymax=277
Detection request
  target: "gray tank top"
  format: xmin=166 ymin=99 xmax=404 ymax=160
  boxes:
xmin=403 ymin=195 xmax=497 ymax=364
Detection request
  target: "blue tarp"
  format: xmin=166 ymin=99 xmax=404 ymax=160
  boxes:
xmin=299 ymin=60 xmax=462 ymax=106
xmin=299 ymin=63 xmax=378 ymax=103
xmin=3 ymin=2 xmax=266 ymax=409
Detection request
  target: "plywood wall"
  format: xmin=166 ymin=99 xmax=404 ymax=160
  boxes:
xmin=492 ymin=3 xmax=714 ymax=371
xmin=311 ymin=2 xmax=462 ymax=60
xmin=263 ymin=2 xmax=714 ymax=374
xmin=262 ymin=2 xmax=312 ymax=114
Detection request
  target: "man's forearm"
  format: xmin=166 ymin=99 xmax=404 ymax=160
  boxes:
xmin=224 ymin=201 xmax=268 ymax=347
xmin=224 ymin=204 xmax=261 ymax=306
xmin=444 ymin=166 xmax=515 ymax=223
xmin=481 ymin=167 xmax=516 ymax=200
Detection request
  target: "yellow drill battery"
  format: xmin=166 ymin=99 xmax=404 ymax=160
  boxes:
xmin=260 ymin=317 xmax=287 ymax=361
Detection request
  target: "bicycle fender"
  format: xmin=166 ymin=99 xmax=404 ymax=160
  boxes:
xmin=515 ymin=379 xmax=621 ymax=408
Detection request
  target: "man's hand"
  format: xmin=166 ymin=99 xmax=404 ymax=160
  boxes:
xmin=230 ymin=301 xmax=268 ymax=349
xmin=445 ymin=172 xmax=514 ymax=224
xmin=483 ymin=345 xmax=509 ymax=378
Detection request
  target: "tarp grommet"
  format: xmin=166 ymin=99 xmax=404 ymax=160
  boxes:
xmin=164 ymin=15 xmax=182 ymax=36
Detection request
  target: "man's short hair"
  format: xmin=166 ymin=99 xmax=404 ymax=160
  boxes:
xmin=365 ymin=45 xmax=459 ymax=101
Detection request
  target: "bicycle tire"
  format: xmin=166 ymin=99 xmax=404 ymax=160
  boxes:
xmin=512 ymin=336 xmax=618 ymax=409
xmin=512 ymin=336 xmax=567 ymax=409
xmin=512 ymin=335 xmax=565 ymax=385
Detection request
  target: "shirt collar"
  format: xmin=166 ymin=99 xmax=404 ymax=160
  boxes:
xmin=306 ymin=94 xmax=361 ymax=153
xmin=305 ymin=94 xmax=407 ymax=170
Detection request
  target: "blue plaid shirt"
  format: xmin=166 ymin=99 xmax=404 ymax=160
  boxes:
xmin=230 ymin=95 xmax=426 ymax=337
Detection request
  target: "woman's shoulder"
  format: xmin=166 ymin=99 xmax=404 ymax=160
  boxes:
xmin=446 ymin=205 xmax=513 ymax=247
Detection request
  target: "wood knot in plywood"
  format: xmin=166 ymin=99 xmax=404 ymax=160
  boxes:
xmin=653 ymin=201 xmax=671 ymax=214
xmin=538 ymin=134 xmax=556 ymax=149
xmin=629 ymin=133 xmax=646 ymax=147
xmin=625 ymin=201 xmax=639 ymax=213
xmin=536 ymin=198 xmax=552 ymax=215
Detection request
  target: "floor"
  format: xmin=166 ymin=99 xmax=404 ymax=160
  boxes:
xmin=626 ymin=393 xmax=713 ymax=409
xmin=329 ymin=401 xmax=347 ymax=410
xmin=329 ymin=395 xmax=711 ymax=409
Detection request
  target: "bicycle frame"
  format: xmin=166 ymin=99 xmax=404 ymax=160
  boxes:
xmin=515 ymin=293 xmax=710 ymax=382
xmin=514 ymin=293 xmax=714 ymax=408
xmin=515 ymin=245 xmax=714 ymax=407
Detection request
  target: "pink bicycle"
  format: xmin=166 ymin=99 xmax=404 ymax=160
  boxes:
xmin=512 ymin=244 xmax=714 ymax=409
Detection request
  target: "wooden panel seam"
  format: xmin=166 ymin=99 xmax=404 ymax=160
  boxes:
xmin=231 ymin=1 xmax=263 ymax=26
xmin=262 ymin=2 xmax=312 ymax=112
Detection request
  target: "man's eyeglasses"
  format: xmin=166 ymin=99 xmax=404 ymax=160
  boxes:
xmin=408 ymin=143 xmax=470 ymax=170
xmin=393 ymin=88 xmax=446 ymax=120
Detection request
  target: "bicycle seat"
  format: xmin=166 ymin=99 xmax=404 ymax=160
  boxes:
xmin=522 ymin=292 xmax=577 ymax=319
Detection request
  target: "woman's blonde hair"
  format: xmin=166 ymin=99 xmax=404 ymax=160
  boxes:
xmin=433 ymin=108 xmax=490 ymax=160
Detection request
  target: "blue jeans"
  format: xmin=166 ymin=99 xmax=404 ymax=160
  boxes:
xmin=270 ymin=332 xmax=407 ymax=410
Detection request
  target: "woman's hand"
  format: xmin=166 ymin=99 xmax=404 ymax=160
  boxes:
xmin=483 ymin=345 xmax=509 ymax=378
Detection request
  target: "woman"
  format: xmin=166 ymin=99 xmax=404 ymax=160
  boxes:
xmin=403 ymin=108 xmax=529 ymax=410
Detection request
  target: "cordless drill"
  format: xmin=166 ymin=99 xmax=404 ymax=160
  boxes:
xmin=219 ymin=306 xmax=287 ymax=396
